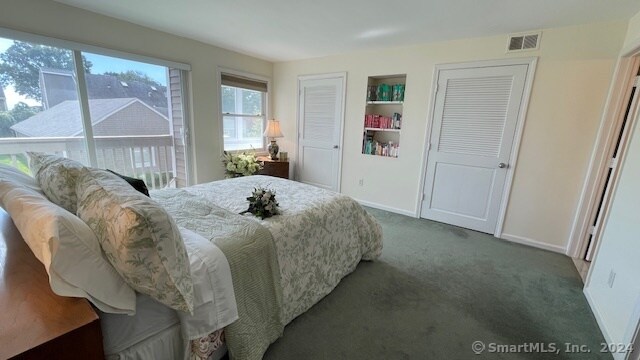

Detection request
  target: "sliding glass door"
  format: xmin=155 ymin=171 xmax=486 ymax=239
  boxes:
xmin=0 ymin=35 xmax=190 ymax=188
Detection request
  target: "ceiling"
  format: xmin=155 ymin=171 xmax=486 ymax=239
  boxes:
xmin=55 ymin=0 xmax=640 ymax=62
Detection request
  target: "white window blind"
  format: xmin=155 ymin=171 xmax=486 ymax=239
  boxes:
xmin=221 ymin=74 xmax=268 ymax=92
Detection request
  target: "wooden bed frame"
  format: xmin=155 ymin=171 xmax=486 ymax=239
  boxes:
xmin=0 ymin=209 xmax=104 ymax=359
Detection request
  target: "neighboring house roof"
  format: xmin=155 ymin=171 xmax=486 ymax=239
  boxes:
xmin=10 ymin=98 xmax=166 ymax=137
xmin=0 ymin=86 xmax=6 ymax=112
xmin=39 ymin=68 xmax=168 ymax=115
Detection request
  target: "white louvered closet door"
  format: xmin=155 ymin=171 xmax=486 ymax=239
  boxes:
xmin=297 ymin=76 xmax=345 ymax=191
xmin=421 ymin=65 xmax=528 ymax=233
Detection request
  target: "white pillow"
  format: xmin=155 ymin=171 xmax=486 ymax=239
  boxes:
xmin=0 ymin=179 xmax=136 ymax=314
xmin=0 ymin=163 xmax=42 ymax=193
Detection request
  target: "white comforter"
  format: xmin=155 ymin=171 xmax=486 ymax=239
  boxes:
xmin=183 ymin=176 xmax=383 ymax=324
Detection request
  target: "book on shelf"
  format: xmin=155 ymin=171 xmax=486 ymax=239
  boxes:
xmin=364 ymin=112 xmax=402 ymax=130
xmin=366 ymin=83 xmax=405 ymax=102
xmin=362 ymin=138 xmax=399 ymax=158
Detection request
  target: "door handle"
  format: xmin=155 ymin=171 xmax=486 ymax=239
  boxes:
xmin=498 ymin=162 xmax=507 ymax=169
xmin=333 ymin=145 xmax=339 ymax=149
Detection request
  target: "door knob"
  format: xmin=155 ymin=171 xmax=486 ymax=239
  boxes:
xmin=498 ymin=162 xmax=507 ymax=168
xmin=333 ymin=145 xmax=339 ymax=149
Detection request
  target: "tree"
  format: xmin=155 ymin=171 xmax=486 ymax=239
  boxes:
xmin=0 ymin=102 xmax=41 ymax=137
xmin=0 ymin=41 xmax=92 ymax=101
xmin=10 ymin=102 xmax=40 ymax=121
xmin=104 ymin=70 xmax=163 ymax=89
xmin=0 ymin=112 xmax=15 ymax=137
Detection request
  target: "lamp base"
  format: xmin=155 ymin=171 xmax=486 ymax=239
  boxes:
xmin=268 ymin=140 xmax=279 ymax=160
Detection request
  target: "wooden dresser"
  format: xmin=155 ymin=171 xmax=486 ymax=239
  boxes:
xmin=257 ymin=156 xmax=290 ymax=179
xmin=0 ymin=209 xmax=104 ymax=360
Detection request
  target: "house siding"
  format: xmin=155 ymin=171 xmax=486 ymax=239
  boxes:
xmin=92 ymin=102 xmax=169 ymax=136
xmin=169 ymin=69 xmax=188 ymax=187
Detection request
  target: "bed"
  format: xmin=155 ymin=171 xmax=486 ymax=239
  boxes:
xmin=1 ymin=158 xmax=383 ymax=360
xmin=154 ymin=175 xmax=382 ymax=359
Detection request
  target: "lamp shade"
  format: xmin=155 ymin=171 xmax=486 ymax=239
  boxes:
xmin=263 ymin=119 xmax=284 ymax=138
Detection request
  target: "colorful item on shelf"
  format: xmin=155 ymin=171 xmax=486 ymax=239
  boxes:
xmin=376 ymin=83 xmax=392 ymax=101
xmin=367 ymin=85 xmax=377 ymax=101
xmin=362 ymin=136 xmax=399 ymax=158
xmin=364 ymin=113 xmax=401 ymax=129
xmin=393 ymin=112 xmax=402 ymax=129
xmin=392 ymin=84 xmax=405 ymax=102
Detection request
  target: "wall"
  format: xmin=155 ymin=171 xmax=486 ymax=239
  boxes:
xmin=584 ymin=102 xmax=640 ymax=358
xmin=624 ymin=10 xmax=640 ymax=50
xmin=274 ymin=21 xmax=627 ymax=252
xmin=0 ymin=0 xmax=272 ymax=184
xmin=584 ymin=11 xmax=640 ymax=358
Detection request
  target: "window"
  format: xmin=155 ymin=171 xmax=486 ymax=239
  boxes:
xmin=220 ymin=73 xmax=268 ymax=151
xmin=0 ymin=31 xmax=191 ymax=189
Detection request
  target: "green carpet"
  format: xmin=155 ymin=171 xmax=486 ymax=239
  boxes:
xmin=263 ymin=208 xmax=610 ymax=360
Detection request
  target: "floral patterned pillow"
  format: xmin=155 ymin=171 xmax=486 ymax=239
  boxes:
xmin=76 ymin=167 xmax=194 ymax=313
xmin=27 ymin=152 xmax=84 ymax=214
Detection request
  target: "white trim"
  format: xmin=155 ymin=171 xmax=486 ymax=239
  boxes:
xmin=180 ymin=70 xmax=195 ymax=186
xmin=416 ymin=57 xmax=538 ymax=240
xmin=621 ymin=37 xmax=640 ymax=58
xmin=165 ymin=67 xmax=177 ymax=186
xmin=73 ymin=50 xmax=97 ymax=166
xmin=584 ymin=290 xmax=615 ymax=348
xmin=432 ymin=57 xmax=539 ymax=71
xmin=297 ymin=72 xmax=348 ymax=81
xmin=0 ymin=26 xmax=191 ymax=71
xmin=296 ymin=72 xmax=347 ymax=193
xmin=500 ymin=233 xmax=566 ymax=254
xmin=415 ymin=66 xmax=439 ymax=216
xmin=354 ymin=198 xmax=418 ymax=218
xmin=567 ymin=56 xmax=640 ymax=258
xmin=494 ymin=58 xmax=538 ymax=238
xmin=625 ymin=298 xmax=640 ymax=360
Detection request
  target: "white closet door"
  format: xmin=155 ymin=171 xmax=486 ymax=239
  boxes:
xmin=297 ymin=75 xmax=345 ymax=191
xmin=421 ymin=64 xmax=528 ymax=233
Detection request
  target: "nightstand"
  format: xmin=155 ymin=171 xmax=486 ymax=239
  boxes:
xmin=257 ymin=156 xmax=289 ymax=179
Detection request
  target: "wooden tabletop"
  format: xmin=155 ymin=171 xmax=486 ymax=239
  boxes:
xmin=0 ymin=208 xmax=100 ymax=359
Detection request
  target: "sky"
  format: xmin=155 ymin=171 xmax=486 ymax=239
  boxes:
xmin=0 ymin=37 xmax=167 ymax=111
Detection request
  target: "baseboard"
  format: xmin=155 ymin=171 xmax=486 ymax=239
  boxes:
xmin=583 ymin=290 xmax=623 ymax=360
xmin=500 ymin=233 xmax=566 ymax=254
xmin=353 ymin=198 xmax=418 ymax=218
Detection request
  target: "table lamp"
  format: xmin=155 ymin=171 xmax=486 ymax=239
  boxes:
xmin=263 ymin=119 xmax=284 ymax=160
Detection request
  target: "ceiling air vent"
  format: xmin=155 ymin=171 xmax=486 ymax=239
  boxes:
xmin=507 ymin=32 xmax=541 ymax=52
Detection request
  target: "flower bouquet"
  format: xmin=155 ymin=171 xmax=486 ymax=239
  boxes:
xmin=241 ymin=187 xmax=279 ymax=219
xmin=221 ymin=150 xmax=262 ymax=178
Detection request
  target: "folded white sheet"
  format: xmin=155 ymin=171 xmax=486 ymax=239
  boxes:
xmin=178 ymin=227 xmax=238 ymax=340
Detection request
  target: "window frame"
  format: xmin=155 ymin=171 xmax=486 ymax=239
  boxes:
xmin=0 ymin=26 xmax=194 ymax=185
xmin=217 ymin=68 xmax=271 ymax=153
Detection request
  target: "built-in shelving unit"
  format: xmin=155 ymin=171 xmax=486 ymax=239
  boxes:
xmin=362 ymin=74 xmax=406 ymax=158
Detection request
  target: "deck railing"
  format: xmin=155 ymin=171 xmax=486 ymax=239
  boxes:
xmin=0 ymin=135 xmax=179 ymax=190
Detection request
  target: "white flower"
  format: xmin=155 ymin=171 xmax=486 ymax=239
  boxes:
xmin=227 ymin=163 xmax=236 ymax=171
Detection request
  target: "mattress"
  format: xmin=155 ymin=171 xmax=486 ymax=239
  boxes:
xmin=100 ymin=226 xmax=237 ymax=360
xmin=101 ymin=294 xmax=228 ymax=360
